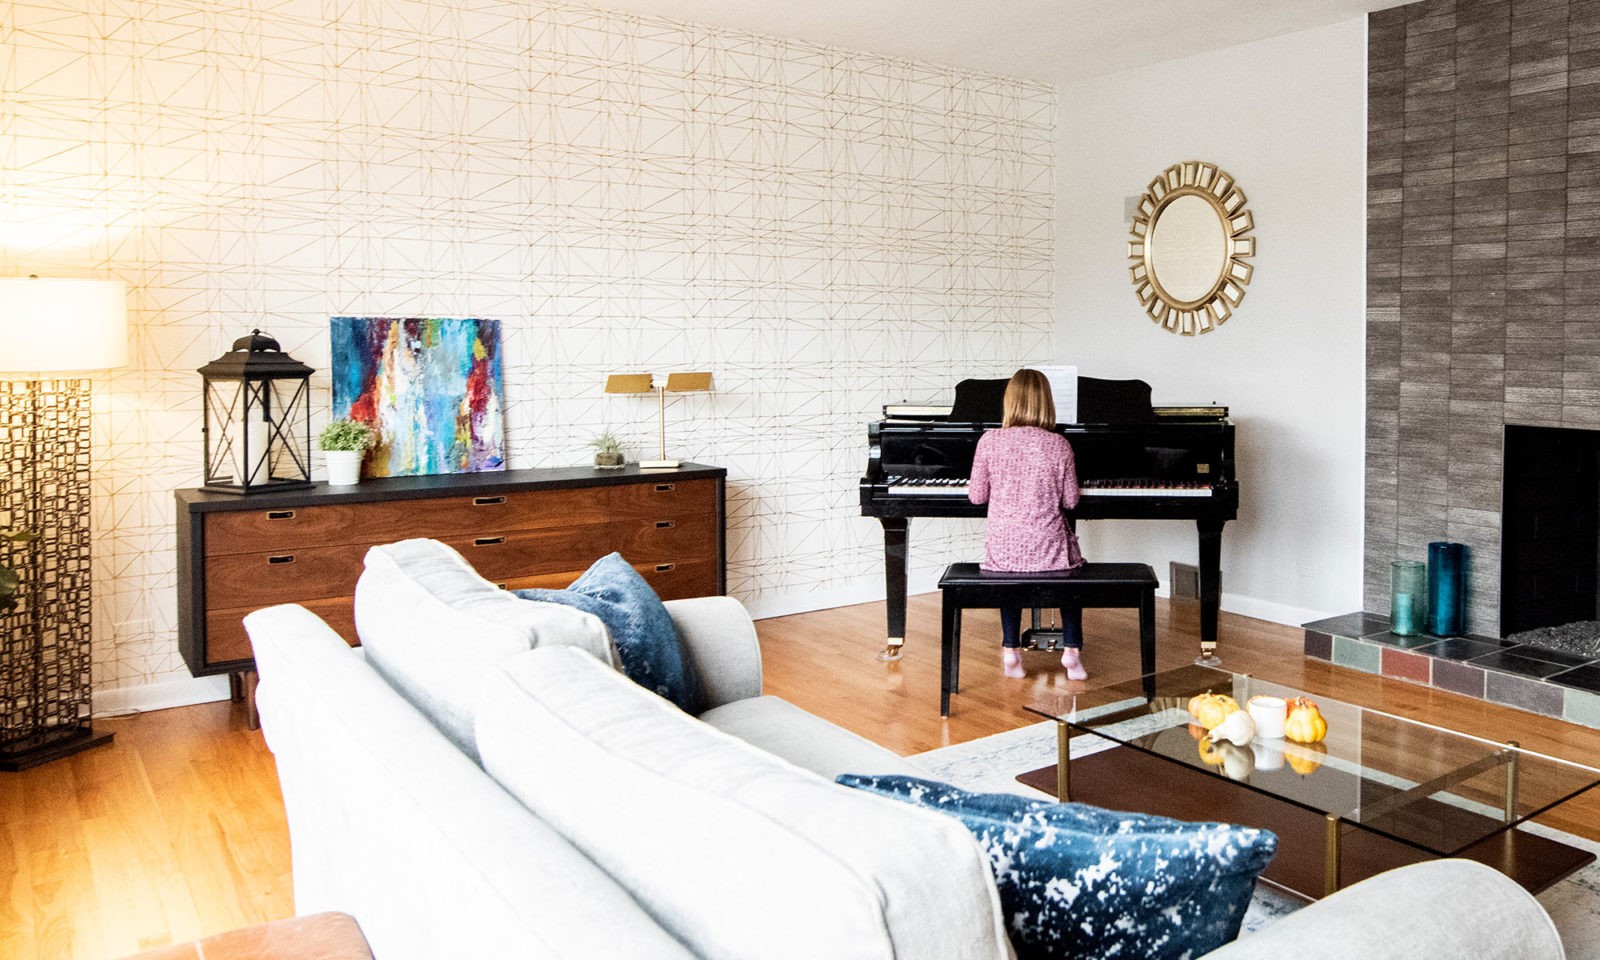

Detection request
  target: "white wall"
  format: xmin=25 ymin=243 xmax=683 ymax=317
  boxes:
xmin=3 ymin=0 xmax=1053 ymax=706
xmin=1056 ymin=18 xmax=1368 ymax=626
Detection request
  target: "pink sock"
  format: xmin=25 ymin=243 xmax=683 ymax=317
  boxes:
xmin=1002 ymin=648 xmax=1025 ymax=679
xmin=1060 ymin=648 xmax=1088 ymax=681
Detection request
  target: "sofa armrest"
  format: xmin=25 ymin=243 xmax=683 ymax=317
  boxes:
xmin=1206 ymin=860 xmax=1562 ymax=960
xmin=664 ymin=596 xmax=762 ymax=710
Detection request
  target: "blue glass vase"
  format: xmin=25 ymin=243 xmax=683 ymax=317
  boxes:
xmin=1426 ymin=541 xmax=1466 ymax=636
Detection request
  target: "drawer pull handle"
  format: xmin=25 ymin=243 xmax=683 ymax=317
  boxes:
xmin=268 ymin=555 xmax=295 ymax=565
xmin=654 ymin=483 xmax=675 ymax=492
xmin=655 ymin=520 xmax=675 ymax=529
xmin=474 ymin=536 xmax=505 ymax=546
xmin=655 ymin=563 xmax=675 ymax=573
xmin=474 ymin=496 xmax=506 ymax=506
xmin=266 ymin=510 xmax=295 ymax=520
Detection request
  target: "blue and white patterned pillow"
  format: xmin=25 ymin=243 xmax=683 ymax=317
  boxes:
xmin=836 ymin=774 xmax=1276 ymax=960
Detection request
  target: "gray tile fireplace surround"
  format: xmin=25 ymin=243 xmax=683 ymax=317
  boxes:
xmin=1304 ymin=612 xmax=1600 ymax=731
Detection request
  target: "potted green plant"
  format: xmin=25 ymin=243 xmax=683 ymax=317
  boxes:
xmin=0 ymin=527 xmax=37 ymax=611
xmin=589 ymin=429 xmax=625 ymax=469
xmin=319 ymin=419 xmax=375 ymax=486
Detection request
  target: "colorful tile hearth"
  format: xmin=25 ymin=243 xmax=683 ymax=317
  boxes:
xmin=1304 ymin=613 xmax=1600 ymax=732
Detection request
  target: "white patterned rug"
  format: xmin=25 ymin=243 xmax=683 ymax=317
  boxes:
xmin=910 ymin=720 xmax=1600 ymax=952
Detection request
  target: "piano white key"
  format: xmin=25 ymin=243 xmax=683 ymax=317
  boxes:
xmin=1081 ymin=487 xmax=1212 ymax=498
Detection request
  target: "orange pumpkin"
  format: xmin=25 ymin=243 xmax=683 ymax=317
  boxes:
xmin=1284 ymin=698 xmax=1328 ymax=744
xmin=1188 ymin=692 xmax=1241 ymax=730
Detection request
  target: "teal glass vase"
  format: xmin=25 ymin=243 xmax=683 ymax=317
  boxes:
xmin=1389 ymin=560 xmax=1425 ymax=636
xmin=1427 ymin=542 xmax=1466 ymax=636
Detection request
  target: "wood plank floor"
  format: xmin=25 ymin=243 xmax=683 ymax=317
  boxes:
xmin=3 ymin=594 xmax=1599 ymax=957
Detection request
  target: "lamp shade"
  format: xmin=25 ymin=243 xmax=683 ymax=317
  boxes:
xmin=0 ymin=277 xmax=128 ymax=372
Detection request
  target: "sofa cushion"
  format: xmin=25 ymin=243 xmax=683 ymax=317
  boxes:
xmin=475 ymin=645 xmax=1013 ymax=960
xmin=837 ymin=774 xmax=1277 ymax=960
xmin=698 ymin=695 xmax=925 ymax=780
xmin=515 ymin=552 xmax=705 ymax=712
xmin=354 ymin=538 xmax=615 ymax=760
xmin=246 ymin=604 xmax=697 ymax=960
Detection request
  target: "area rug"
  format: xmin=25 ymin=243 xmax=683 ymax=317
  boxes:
xmin=910 ymin=720 xmax=1600 ymax=952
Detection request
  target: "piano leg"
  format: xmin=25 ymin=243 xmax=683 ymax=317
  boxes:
xmin=1196 ymin=518 xmax=1224 ymax=667
xmin=879 ymin=518 xmax=908 ymax=661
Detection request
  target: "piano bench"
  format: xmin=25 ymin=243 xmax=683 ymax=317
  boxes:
xmin=935 ymin=562 xmax=1158 ymax=717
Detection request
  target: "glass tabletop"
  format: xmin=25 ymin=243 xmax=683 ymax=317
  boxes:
xmin=1025 ymin=664 xmax=1600 ymax=858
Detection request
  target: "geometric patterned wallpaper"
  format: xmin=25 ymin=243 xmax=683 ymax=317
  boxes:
xmin=1 ymin=0 xmax=1054 ymax=700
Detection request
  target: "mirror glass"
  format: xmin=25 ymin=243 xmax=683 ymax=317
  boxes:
xmin=1147 ymin=194 xmax=1227 ymax=304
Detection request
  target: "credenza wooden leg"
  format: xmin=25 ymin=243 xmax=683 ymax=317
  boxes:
xmin=244 ymin=670 xmax=260 ymax=731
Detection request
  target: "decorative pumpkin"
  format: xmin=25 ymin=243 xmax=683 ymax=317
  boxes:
xmin=1207 ymin=709 xmax=1257 ymax=747
xmin=1284 ymin=698 xmax=1328 ymax=743
xmin=1283 ymin=741 xmax=1327 ymax=776
xmin=1196 ymin=737 xmax=1225 ymax=767
xmin=1187 ymin=692 xmax=1241 ymax=731
xmin=1187 ymin=723 xmax=1208 ymax=740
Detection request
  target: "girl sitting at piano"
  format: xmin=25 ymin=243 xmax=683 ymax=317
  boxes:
xmin=967 ymin=368 xmax=1088 ymax=680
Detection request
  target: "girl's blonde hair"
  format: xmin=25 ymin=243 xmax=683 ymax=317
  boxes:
xmin=1002 ymin=368 xmax=1056 ymax=429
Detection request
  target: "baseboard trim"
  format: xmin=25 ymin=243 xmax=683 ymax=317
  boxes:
xmin=93 ymin=674 xmax=232 ymax=718
xmin=742 ymin=573 xmax=941 ymax=621
xmin=1218 ymin=592 xmax=1332 ymax=629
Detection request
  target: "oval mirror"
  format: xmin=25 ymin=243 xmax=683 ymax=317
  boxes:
xmin=1148 ymin=194 xmax=1227 ymax=304
xmin=1127 ymin=161 xmax=1256 ymax=336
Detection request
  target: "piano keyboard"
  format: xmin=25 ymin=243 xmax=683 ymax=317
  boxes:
xmin=883 ymin=477 xmax=1214 ymax=498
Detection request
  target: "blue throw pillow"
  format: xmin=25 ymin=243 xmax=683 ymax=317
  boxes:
xmin=836 ymin=774 xmax=1276 ymax=960
xmin=516 ymin=553 xmax=705 ymax=714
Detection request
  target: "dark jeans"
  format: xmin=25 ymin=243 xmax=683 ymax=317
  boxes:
xmin=1000 ymin=605 xmax=1083 ymax=649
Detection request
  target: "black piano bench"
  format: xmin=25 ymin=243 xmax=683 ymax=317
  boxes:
xmin=936 ymin=563 xmax=1158 ymax=717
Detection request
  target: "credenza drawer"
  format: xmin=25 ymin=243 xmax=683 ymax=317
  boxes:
xmin=611 ymin=513 xmax=719 ymax=563
xmin=205 ymin=543 xmax=369 ymax=611
xmin=441 ymin=524 xmax=611 ymax=580
xmin=607 ymin=478 xmax=718 ymax=520
xmin=636 ymin=559 xmax=719 ymax=601
xmin=205 ymin=596 xmax=357 ymax=666
xmin=204 ymin=487 xmax=614 ymax=556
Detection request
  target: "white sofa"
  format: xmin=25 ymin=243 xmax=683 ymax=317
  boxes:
xmin=245 ymin=539 xmax=1565 ymax=960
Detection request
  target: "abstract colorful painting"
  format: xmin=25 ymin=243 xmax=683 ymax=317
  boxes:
xmin=330 ymin=317 xmax=505 ymax=477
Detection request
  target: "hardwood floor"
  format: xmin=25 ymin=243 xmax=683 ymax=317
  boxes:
xmin=4 ymin=594 xmax=1599 ymax=957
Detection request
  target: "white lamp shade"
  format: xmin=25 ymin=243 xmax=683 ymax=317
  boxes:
xmin=0 ymin=277 xmax=129 ymax=372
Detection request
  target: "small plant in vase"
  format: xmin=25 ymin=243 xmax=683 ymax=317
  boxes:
xmin=0 ymin=527 xmax=37 ymax=611
xmin=589 ymin=429 xmax=625 ymax=469
xmin=319 ymin=419 xmax=375 ymax=486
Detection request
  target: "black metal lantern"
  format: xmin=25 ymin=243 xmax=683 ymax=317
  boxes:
xmin=199 ymin=330 xmax=314 ymax=494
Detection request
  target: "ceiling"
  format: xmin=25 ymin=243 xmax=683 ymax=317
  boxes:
xmin=584 ymin=0 xmax=1414 ymax=84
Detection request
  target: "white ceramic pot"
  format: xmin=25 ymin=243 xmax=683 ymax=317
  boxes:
xmin=325 ymin=449 xmax=364 ymax=486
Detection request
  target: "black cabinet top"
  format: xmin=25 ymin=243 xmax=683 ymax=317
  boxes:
xmin=175 ymin=462 xmax=726 ymax=512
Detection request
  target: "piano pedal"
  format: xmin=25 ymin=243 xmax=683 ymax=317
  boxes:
xmin=878 ymin=637 xmax=905 ymax=662
xmin=1022 ymin=628 xmax=1065 ymax=652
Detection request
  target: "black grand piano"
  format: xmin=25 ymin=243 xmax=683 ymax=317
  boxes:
xmin=860 ymin=376 xmax=1238 ymax=663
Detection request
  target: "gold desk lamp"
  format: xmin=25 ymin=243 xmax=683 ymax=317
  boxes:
xmin=603 ymin=371 xmax=713 ymax=470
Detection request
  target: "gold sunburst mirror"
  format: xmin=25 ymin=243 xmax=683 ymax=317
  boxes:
xmin=1128 ymin=161 xmax=1256 ymax=335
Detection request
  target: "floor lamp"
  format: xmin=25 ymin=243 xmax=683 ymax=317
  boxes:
xmin=0 ymin=277 xmax=127 ymax=771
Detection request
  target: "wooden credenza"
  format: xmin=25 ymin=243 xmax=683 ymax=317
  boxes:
xmin=176 ymin=463 xmax=726 ymax=678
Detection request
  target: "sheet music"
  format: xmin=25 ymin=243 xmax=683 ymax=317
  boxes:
xmin=1030 ymin=364 xmax=1077 ymax=424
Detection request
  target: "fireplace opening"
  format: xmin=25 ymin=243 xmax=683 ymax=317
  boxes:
xmin=1500 ymin=424 xmax=1600 ymax=655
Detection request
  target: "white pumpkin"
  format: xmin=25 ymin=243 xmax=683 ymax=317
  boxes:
xmin=1206 ymin=709 xmax=1257 ymax=747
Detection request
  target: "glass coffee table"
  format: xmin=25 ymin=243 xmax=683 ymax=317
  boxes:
xmin=1022 ymin=664 xmax=1600 ymax=901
